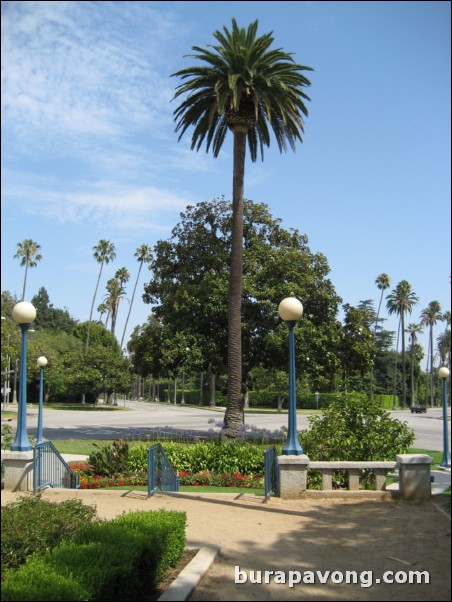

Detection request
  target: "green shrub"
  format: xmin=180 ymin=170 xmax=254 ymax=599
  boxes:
xmin=299 ymin=392 xmax=414 ymax=462
xmin=1 ymin=510 xmax=186 ymax=602
xmin=126 ymin=440 xmax=264 ymax=476
xmin=88 ymin=439 xmax=129 ymax=476
xmin=1 ymin=495 xmax=98 ymax=574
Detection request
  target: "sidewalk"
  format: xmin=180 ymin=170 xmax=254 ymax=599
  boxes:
xmin=2 ymin=487 xmax=450 ymax=601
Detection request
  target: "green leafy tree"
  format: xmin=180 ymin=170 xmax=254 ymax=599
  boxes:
xmin=172 ymin=19 xmax=313 ymax=437
xmin=143 ymin=199 xmax=342 ymax=413
xmin=31 ymin=287 xmax=77 ymax=333
xmin=340 ymin=304 xmax=376 ymax=390
xmin=13 ymin=239 xmax=42 ymax=301
xmin=120 ymin=244 xmax=153 ymax=351
xmin=420 ymin=300 xmax=443 ymax=407
xmin=386 ymin=281 xmax=419 ymax=406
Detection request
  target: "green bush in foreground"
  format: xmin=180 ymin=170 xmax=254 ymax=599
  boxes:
xmin=299 ymin=392 xmax=415 ymax=461
xmin=1 ymin=509 xmax=186 ymax=602
xmin=1 ymin=495 xmax=98 ymax=574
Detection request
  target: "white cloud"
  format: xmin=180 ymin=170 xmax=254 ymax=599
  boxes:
xmin=1 ymin=1 xmax=179 ymax=152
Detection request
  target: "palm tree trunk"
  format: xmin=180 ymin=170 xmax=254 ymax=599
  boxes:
xmin=120 ymin=262 xmax=143 ymax=351
xmin=22 ymin=261 xmax=29 ymax=301
xmin=370 ymin=289 xmax=385 ymax=400
xmin=429 ymin=327 xmax=434 ymax=407
xmin=223 ymin=129 xmax=246 ymax=438
xmin=401 ymin=312 xmax=407 ymax=406
xmin=86 ymin=263 xmax=104 ymax=352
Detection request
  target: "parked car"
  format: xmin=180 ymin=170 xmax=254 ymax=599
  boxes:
xmin=410 ymin=405 xmax=427 ymax=414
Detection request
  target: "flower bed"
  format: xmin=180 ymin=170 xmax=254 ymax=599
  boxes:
xmin=69 ymin=462 xmax=263 ymax=490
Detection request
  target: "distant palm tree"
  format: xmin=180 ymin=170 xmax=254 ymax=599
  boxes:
xmin=13 ymin=239 xmax=43 ymax=301
xmin=371 ymin=273 xmax=391 ymax=399
xmin=420 ymin=301 xmax=443 ymax=407
xmin=172 ymin=19 xmax=312 ymax=437
xmin=85 ymin=240 xmax=116 ymax=351
xmin=120 ymin=245 xmax=152 ymax=351
xmin=103 ymin=278 xmax=127 ymax=337
xmin=386 ymin=281 xmax=419 ymax=406
xmin=97 ymin=302 xmax=109 ymax=325
xmin=115 ymin=267 xmax=130 ymax=288
xmin=406 ymin=323 xmax=423 ymax=407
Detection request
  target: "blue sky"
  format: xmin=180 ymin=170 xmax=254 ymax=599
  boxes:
xmin=1 ymin=1 xmax=451 ymax=362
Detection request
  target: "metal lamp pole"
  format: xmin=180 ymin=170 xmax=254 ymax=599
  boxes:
xmin=278 ymin=297 xmax=304 ymax=456
xmin=36 ymin=356 xmax=48 ymax=445
xmin=11 ymin=302 xmax=36 ymax=451
xmin=438 ymin=366 xmax=450 ymax=468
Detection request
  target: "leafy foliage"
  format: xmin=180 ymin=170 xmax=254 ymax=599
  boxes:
xmin=299 ymin=392 xmax=415 ymax=461
xmin=1 ymin=495 xmax=98 ymax=574
xmin=1 ymin=509 xmax=186 ymax=601
xmin=88 ymin=439 xmax=129 ymax=477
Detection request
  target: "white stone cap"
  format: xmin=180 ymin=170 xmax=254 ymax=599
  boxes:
xmin=1 ymin=450 xmax=34 ymax=460
xmin=277 ymin=454 xmax=310 ymax=465
xmin=310 ymin=461 xmax=397 ymax=470
xmin=396 ymin=454 xmax=433 ymax=465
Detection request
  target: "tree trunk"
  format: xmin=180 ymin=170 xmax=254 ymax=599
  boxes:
xmin=223 ymin=129 xmax=246 ymax=438
xmin=401 ymin=313 xmax=407 ymax=406
xmin=209 ymin=373 xmax=216 ymax=407
xmin=199 ymin=372 xmax=204 ymax=406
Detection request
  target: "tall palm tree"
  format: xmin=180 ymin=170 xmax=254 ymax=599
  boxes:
xmin=120 ymin=244 xmax=152 ymax=351
xmin=371 ymin=273 xmax=391 ymax=399
xmin=406 ymin=323 xmax=423 ymax=407
xmin=420 ymin=301 xmax=443 ymax=407
xmin=85 ymin=240 xmax=116 ymax=351
xmin=172 ymin=19 xmax=312 ymax=437
xmin=13 ymin=239 xmax=43 ymax=301
xmin=115 ymin=267 xmax=130 ymax=288
xmin=103 ymin=278 xmax=127 ymax=337
xmin=386 ymin=280 xmax=419 ymax=406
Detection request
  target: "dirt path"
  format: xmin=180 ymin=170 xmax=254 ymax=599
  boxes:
xmin=2 ymin=489 xmax=450 ymax=601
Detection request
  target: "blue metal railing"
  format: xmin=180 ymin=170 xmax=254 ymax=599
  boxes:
xmin=147 ymin=443 xmax=179 ymax=497
xmin=264 ymin=445 xmax=280 ymax=500
xmin=33 ymin=442 xmax=80 ymax=492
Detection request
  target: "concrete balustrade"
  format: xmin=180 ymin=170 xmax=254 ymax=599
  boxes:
xmin=277 ymin=454 xmax=433 ymax=501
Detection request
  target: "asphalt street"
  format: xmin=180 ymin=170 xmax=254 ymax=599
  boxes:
xmin=3 ymin=401 xmax=450 ymax=451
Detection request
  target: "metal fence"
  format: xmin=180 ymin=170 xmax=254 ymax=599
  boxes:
xmin=264 ymin=445 xmax=280 ymax=500
xmin=33 ymin=442 xmax=80 ymax=492
xmin=147 ymin=443 xmax=179 ymax=497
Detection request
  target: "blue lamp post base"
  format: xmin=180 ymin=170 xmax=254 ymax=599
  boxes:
xmin=281 ymin=321 xmax=304 ymax=456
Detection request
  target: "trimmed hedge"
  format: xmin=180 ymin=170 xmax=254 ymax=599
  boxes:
xmin=1 ymin=509 xmax=186 ymax=602
xmin=1 ymin=495 xmax=98 ymax=574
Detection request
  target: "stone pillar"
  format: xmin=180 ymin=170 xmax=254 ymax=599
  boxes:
xmin=397 ymin=454 xmax=433 ymax=501
xmin=277 ymin=455 xmax=310 ymax=499
xmin=2 ymin=450 xmax=34 ymax=491
xmin=374 ymin=469 xmax=387 ymax=491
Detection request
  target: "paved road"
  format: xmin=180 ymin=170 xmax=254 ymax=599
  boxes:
xmin=3 ymin=401 xmax=450 ymax=451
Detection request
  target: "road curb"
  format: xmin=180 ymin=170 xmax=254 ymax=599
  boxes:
xmin=158 ymin=546 xmax=220 ymax=602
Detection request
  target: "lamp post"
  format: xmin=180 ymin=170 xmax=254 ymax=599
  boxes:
xmin=36 ymin=356 xmax=48 ymax=445
xmin=278 ymin=297 xmax=304 ymax=455
xmin=315 ymin=391 xmax=320 ymax=410
xmin=438 ymin=366 xmax=450 ymax=468
xmin=11 ymin=302 xmax=36 ymax=451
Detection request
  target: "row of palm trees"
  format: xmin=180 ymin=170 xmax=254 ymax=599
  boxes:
xmin=85 ymin=240 xmax=153 ymax=352
xmin=374 ymin=273 xmax=449 ymax=406
xmin=12 ymin=237 xmax=152 ymax=353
